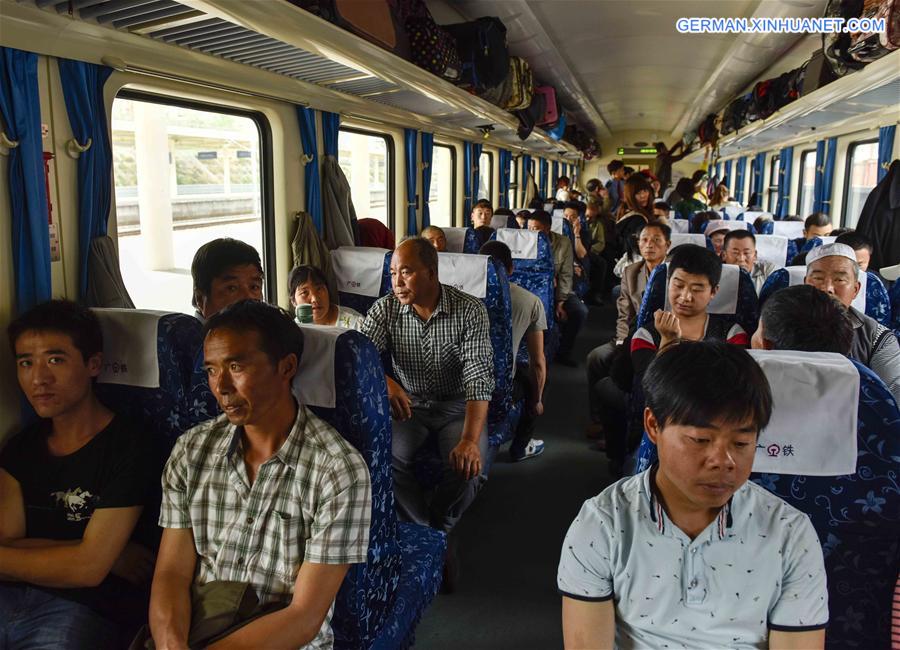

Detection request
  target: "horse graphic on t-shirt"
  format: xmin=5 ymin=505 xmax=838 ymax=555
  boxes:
xmin=50 ymin=488 xmax=98 ymax=522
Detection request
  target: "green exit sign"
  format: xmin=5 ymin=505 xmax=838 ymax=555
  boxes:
xmin=617 ymin=147 xmax=657 ymax=155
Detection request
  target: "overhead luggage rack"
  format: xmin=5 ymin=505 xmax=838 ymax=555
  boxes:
xmin=10 ymin=0 xmax=579 ymax=156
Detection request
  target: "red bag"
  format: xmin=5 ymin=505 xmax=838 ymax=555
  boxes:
xmin=849 ymin=0 xmax=900 ymax=61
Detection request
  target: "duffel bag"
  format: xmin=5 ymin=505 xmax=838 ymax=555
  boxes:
xmin=396 ymin=0 xmax=461 ymax=80
xmin=698 ymin=113 xmax=718 ymax=145
xmin=516 ymin=92 xmax=546 ymax=140
xmin=547 ymin=113 xmax=567 ymax=141
xmin=504 ymin=56 xmax=533 ymax=111
xmin=801 ymin=49 xmax=839 ymax=95
xmin=291 ymin=0 xmax=409 ymax=58
xmin=445 ymin=17 xmax=510 ymax=91
xmin=822 ymin=0 xmax=867 ymax=75
xmin=848 ymin=0 xmax=900 ymax=62
xmin=534 ymin=86 xmax=559 ymax=127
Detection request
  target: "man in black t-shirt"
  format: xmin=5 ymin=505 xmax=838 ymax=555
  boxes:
xmin=0 ymin=300 xmax=157 ymax=649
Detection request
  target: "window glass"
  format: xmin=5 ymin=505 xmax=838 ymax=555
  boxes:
xmin=508 ymin=155 xmax=519 ymax=209
xmin=767 ymin=155 xmax=780 ymax=213
xmin=429 ymin=144 xmax=455 ymax=227
xmin=338 ymin=129 xmax=391 ymax=226
xmin=478 ymin=151 xmax=492 ymax=201
xmin=843 ymin=141 xmax=878 ymax=227
xmin=797 ymin=150 xmax=816 ymax=218
xmin=112 ymin=96 xmax=264 ymax=314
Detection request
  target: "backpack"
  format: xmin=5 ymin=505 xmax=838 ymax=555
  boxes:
xmin=822 ymin=0 xmax=867 ymax=75
xmin=698 ymin=113 xmax=718 ymax=145
xmin=478 ymin=56 xmax=533 ymax=111
xmin=721 ymin=95 xmax=750 ymax=135
xmin=751 ymin=79 xmax=777 ymax=120
xmin=848 ymin=0 xmax=900 ymax=62
xmin=515 ymin=92 xmax=546 ymax=140
xmin=444 ymin=17 xmax=510 ymax=91
xmin=396 ymin=0 xmax=461 ymax=80
xmin=770 ymin=65 xmax=806 ymax=112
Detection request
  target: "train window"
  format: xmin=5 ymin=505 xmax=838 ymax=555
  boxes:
xmin=509 ymin=155 xmax=519 ymax=208
xmin=797 ymin=149 xmax=816 ymax=218
xmin=429 ymin=143 xmax=456 ymax=227
xmin=112 ymin=95 xmax=267 ymax=314
xmin=338 ymin=128 xmax=394 ymax=228
xmin=767 ymin=155 xmax=780 ymax=213
xmin=842 ymin=139 xmax=878 ymax=227
xmin=478 ymin=151 xmax=493 ymax=201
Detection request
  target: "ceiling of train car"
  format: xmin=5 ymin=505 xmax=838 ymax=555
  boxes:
xmin=452 ymin=0 xmax=829 ymax=140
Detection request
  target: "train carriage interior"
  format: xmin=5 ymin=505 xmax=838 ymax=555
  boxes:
xmin=0 ymin=0 xmax=898 ymax=648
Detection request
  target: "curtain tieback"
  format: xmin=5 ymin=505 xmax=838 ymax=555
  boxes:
xmin=0 ymin=131 xmax=20 ymax=154
xmin=65 ymin=137 xmax=92 ymax=158
xmin=420 ymin=162 xmax=430 ymax=170
xmin=406 ymin=202 xmax=416 ymax=207
xmin=300 ymin=154 xmax=314 ymax=165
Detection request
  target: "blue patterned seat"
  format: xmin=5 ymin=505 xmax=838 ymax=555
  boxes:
xmin=890 ymin=281 xmax=900 ymax=336
xmin=633 ymin=361 xmax=900 ymax=650
xmin=759 ymin=268 xmax=892 ymax=327
xmin=483 ymin=259 xmax=514 ymax=447
xmin=93 ymin=311 xmax=204 ymax=452
xmin=463 ymin=227 xmax=482 ymax=254
xmin=293 ymin=327 xmax=444 ymax=650
xmin=335 ymin=249 xmax=393 ymax=316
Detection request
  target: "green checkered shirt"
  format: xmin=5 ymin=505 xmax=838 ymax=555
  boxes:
xmin=160 ymin=404 xmax=371 ymax=649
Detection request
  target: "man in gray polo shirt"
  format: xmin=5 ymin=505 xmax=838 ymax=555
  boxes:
xmin=558 ymin=341 xmax=828 ymax=649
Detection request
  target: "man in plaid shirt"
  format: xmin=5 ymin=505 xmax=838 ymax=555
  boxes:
xmin=150 ymin=301 xmax=371 ymax=650
xmin=361 ymin=238 xmax=494 ymax=540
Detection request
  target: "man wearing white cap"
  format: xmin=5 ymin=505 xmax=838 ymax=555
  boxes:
xmin=805 ymin=242 xmax=900 ymax=402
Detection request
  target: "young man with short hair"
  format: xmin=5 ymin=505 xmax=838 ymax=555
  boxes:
xmin=722 ymin=230 xmax=777 ymax=293
xmin=150 ymin=300 xmax=371 ymax=649
xmin=752 ymin=284 xmax=854 ymax=355
xmin=0 ymin=300 xmax=157 ymax=649
xmin=631 ymin=244 xmax=749 ymax=379
xmin=804 ymin=242 xmax=900 ymax=402
xmin=559 ymin=341 xmax=828 ymax=649
xmin=835 ymin=230 xmax=873 ymax=272
xmin=190 ymin=238 xmax=264 ymax=321
xmin=652 ymin=201 xmax=670 ymax=220
xmin=471 ymin=199 xmax=493 ymax=229
xmin=480 ymin=241 xmax=547 ymax=462
xmin=421 ymin=225 xmax=448 ymax=252
xmin=792 ymin=213 xmax=833 ymax=251
xmin=605 ymin=161 xmax=626 ymax=214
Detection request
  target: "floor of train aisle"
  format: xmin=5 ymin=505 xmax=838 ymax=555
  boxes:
xmin=415 ymin=302 xmax=618 ymax=649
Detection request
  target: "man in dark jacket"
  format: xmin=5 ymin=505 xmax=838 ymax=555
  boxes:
xmin=856 ymin=159 xmax=900 ymax=273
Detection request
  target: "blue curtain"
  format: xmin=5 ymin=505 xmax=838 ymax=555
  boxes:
xmin=776 ymin=147 xmax=793 ymax=218
xmin=724 ymin=159 xmax=733 ymax=188
xmin=296 ymin=107 xmax=322 ymax=233
xmin=753 ymin=152 xmax=767 ymax=200
xmin=498 ymin=149 xmax=510 ymax=208
xmin=421 ymin=132 xmax=433 ymax=229
xmin=404 ymin=128 xmax=417 ymax=236
xmin=551 ymin=160 xmax=559 ymax=192
xmin=735 ymin=157 xmax=747 ymax=204
xmin=813 ymin=138 xmax=838 ymax=214
xmin=57 ymin=59 xmax=113 ymax=300
xmin=521 ymin=154 xmax=532 ymax=206
xmin=0 ymin=48 xmax=51 ymax=314
xmin=321 ymin=110 xmax=340 ymax=157
xmin=539 ymin=159 xmax=548 ymax=200
xmin=463 ymin=142 xmax=473 ymax=217
xmin=878 ymin=125 xmax=896 ymax=183
xmin=472 ymin=142 xmax=483 ymax=204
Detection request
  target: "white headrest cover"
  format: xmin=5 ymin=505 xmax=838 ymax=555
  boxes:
xmin=293 ymin=325 xmax=341 ymax=408
xmin=705 ymin=219 xmax=748 ymax=234
xmin=755 ymin=235 xmax=789 ymax=268
xmin=669 ymin=219 xmax=689 ymax=234
xmin=552 ymin=209 xmax=565 ymax=219
xmin=722 ymin=205 xmax=744 ymax=219
xmin=510 ymin=207 xmax=531 ymax=215
xmin=490 ymin=214 xmax=508 ymax=230
xmin=748 ymin=350 xmax=859 ymax=476
xmin=93 ymin=309 xmax=165 ymax=388
xmin=789 ymin=264 xmax=868 ymax=312
xmin=551 ymin=215 xmax=565 ymax=234
xmin=742 ymin=211 xmax=773 ymax=223
xmin=664 ymin=264 xmax=740 ymax=314
xmin=496 ymin=228 xmax=539 ymax=260
xmin=442 ymin=227 xmax=468 ymax=253
xmin=331 ymin=247 xmax=389 ymax=297
xmin=670 ymin=233 xmax=707 ymax=248
xmin=772 ymin=221 xmax=805 ymax=239
xmin=438 ymin=252 xmax=489 ymax=298
xmin=543 ymin=202 xmax=555 ymax=212
xmin=819 ymin=236 xmax=837 ymax=246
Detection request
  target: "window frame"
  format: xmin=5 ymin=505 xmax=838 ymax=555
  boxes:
xmin=767 ymin=154 xmax=780 ymax=213
xmin=431 ymin=142 xmax=456 ymax=227
xmin=338 ymin=126 xmax=396 ymax=231
xmin=841 ymin=138 xmax=878 ymax=227
xmin=509 ymin=154 xmax=520 ymax=208
xmin=478 ymin=150 xmax=493 ymax=203
xmin=113 ymin=89 xmax=276 ymax=304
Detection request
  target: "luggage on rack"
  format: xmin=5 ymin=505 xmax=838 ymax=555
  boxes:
xmin=515 ymin=92 xmax=546 ymax=140
xmin=698 ymin=113 xmax=718 ymax=145
xmin=534 ymin=86 xmax=559 ymax=127
xmin=848 ymin=0 xmax=900 ymax=62
xmin=291 ymin=0 xmax=410 ymax=58
xmin=478 ymin=56 xmax=533 ymax=111
xmin=770 ymin=65 xmax=806 ymax=112
xmin=750 ymin=78 xmax=777 ymax=120
xmin=547 ymin=113 xmax=567 ymax=141
xmin=801 ymin=49 xmax=838 ymax=95
xmin=822 ymin=0 xmax=867 ymax=75
xmin=720 ymin=94 xmax=751 ymax=135
xmin=444 ymin=17 xmax=509 ymax=92
xmin=396 ymin=0 xmax=461 ymax=80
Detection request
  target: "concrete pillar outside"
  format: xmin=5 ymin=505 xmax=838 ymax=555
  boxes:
xmin=134 ymin=101 xmax=174 ymax=270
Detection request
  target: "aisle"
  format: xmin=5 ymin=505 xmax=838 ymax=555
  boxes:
xmin=414 ymin=303 xmax=617 ymax=649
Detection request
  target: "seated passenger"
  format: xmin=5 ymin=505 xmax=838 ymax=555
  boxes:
xmin=672 ymin=177 xmax=707 ymax=221
xmin=472 ymin=225 xmax=495 ymax=250
xmin=421 ymin=225 xmax=447 ymax=252
xmin=357 ymin=217 xmax=396 ymax=250
xmin=585 ymin=199 xmax=612 ymax=303
xmin=631 ymin=245 xmax=749 ymax=379
xmin=527 ymin=210 xmax=588 ymax=366
xmin=605 ymin=160 xmax=626 ymax=214
xmin=559 ymin=341 xmax=827 ymax=649
xmin=705 ymin=222 xmax=729 ymax=256
xmin=190 ymin=238 xmax=264 ymax=321
xmin=752 ymin=284 xmax=854 ymax=355
xmin=288 ymin=265 xmax=363 ymax=329
xmin=556 ymin=175 xmax=572 ymax=202
xmin=835 ymin=230 xmax=873 ymax=272
xmin=150 ymin=300 xmax=371 ymax=649
xmin=585 ymin=178 xmax=612 ymax=215
xmin=515 ymin=210 xmax=530 ymax=229
xmin=471 ymin=199 xmax=493 ymax=228
xmin=615 ymin=175 xmax=654 ymax=266
xmin=480 ymin=241 xmax=547 ymax=462
xmin=652 ymin=201 xmax=670 ymax=219
xmin=0 ymin=301 xmax=157 ymax=649
xmin=493 ymin=207 xmax=515 ymax=228
xmin=793 ymin=212 xmax=833 ymax=250
xmin=563 ymin=201 xmax=591 ymax=274
xmin=722 ymin=230 xmax=776 ymax=292
xmin=359 ymin=239 xmax=492 ymax=540
xmin=804 ymin=243 xmax=900 ymax=402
